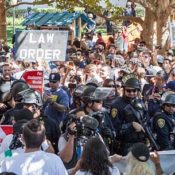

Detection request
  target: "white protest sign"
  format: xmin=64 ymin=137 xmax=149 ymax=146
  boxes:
xmin=15 ymin=30 xmax=68 ymax=61
xmin=100 ymin=0 xmax=128 ymax=8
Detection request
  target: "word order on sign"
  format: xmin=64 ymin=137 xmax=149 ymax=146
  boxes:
xmin=19 ymin=49 xmax=61 ymax=60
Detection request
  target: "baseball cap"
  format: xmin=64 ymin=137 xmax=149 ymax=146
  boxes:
xmin=157 ymin=55 xmax=164 ymax=64
xmin=131 ymin=143 xmax=150 ymax=162
xmin=163 ymin=81 xmax=175 ymax=91
xmin=49 ymin=73 xmax=61 ymax=82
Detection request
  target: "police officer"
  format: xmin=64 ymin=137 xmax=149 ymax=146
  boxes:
xmin=20 ymin=88 xmax=61 ymax=153
xmin=110 ymin=75 xmax=146 ymax=155
xmin=81 ymin=84 xmax=114 ymax=151
xmin=153 ymin=92 xmax=175 ymax=150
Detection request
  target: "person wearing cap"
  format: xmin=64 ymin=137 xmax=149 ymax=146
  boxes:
xmin=146 ymin=70 xmax=168 ymax=117
xmin=110 ymin=76 xmax=146 ymax=155
xmin=125 ymin=143 xmax=163 ymax=175
xmin=163 ymin=81 xmax=175 ymax=92
xmin=153 ymin=93 xmax=175 ymax=150
xmin=44 ymin=73 xmax=69 ymax=125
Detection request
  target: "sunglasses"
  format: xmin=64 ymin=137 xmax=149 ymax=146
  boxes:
xmin=165 ymin=104 xmax=175 ymax=108
xmin=125 ymin=89 xmax=137 ymax=93
xmin=49 ymin=81 xmax=57 ymax=83
xmin=93 ymin=100 xmax=102 ymax=103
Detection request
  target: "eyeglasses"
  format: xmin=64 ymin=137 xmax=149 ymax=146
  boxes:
xmin=125 ymin=89 xmax=137 ymax=93
xmin=165 ymin=104 xmax=175 ymax=108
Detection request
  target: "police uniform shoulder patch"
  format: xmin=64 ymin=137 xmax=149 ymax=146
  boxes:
xmin=157 ymin=118 xmax=165 ymax=128
xmin=111 ymin=108 xmax=118 ymax=118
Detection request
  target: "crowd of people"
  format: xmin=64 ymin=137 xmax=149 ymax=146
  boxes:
xmin=0 ymin=11 xmax=175 ymax=174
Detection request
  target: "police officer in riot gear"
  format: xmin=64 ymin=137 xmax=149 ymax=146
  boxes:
xmin=153 ymin=92 xmax=175 ymax=150
xmin=80 ymin=85 xmax=115 ymax=151
xmin=19 ymin=88 xmax=61 ymax=153
xmin=110 ymin=75 xmax=146 ymax=155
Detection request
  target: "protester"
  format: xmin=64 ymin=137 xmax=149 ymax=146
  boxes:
xmin=74 ymin=137 xmax=120 ymax=175
xmin=0 ymin=119 xmax=68 ymax=175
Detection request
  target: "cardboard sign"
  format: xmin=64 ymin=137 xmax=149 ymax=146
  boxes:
xmin=15 ymin=30 xmax=69 ymax=61
xmin=22 ymin=70 xmax=44 ymax=94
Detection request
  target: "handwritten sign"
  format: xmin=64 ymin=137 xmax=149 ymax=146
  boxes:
xmin=22 ymin=70 xmax=44 ymax=94
xmin=15 ymin=30 xmax=68 ymax=61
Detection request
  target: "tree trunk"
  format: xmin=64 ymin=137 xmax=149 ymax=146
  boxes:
xmin=156 ymin=3 xmax=171 ymax=53
xmin=142 ymin=8 xmax=155 ymax=50
xmin=0 ymin=0 xmax=6 ymax=42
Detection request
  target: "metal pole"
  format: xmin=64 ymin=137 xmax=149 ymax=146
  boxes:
xmin=13 ymin=7 xmax=15 ymax=34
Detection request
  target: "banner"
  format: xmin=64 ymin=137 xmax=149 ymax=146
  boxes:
xmin=22 ymin=70 xmax=44 ymax=94
xmin=15 ymin=30 xmax=68 ymax=61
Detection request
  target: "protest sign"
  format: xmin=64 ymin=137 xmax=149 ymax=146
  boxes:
xmin=0 ymin=125 xmax=13 ymax=143
xmin=100 ymin=0 xmax=127 ymax=8
xmin=170 ymin=22 xmax=175 ymax=47
xmin=15 ymin=30 xmax=68 ymax=61
xmin=22 ymin=70 xmax=44 ymax=94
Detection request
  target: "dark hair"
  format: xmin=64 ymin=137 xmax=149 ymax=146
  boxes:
xmin=22 ymin=119 xmax=45 ymax=149
xmin=0 ymin=173 xmax=17 ymax=175
xmin=80 ymin=137 xmax=112 ymax=175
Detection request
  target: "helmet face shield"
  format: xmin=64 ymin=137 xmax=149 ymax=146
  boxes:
xmin=91 ymin=87 xmax=116 ymax=101
xmin=18 ymin=88 xmax=43 ymax=106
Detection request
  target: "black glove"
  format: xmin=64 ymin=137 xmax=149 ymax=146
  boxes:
xmin=100 ymin=127 xmax=113 ymax=138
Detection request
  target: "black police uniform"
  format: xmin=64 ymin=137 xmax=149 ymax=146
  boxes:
xmin=110 ymin=96 xmax=146 ymax=155
xmin=153 ymin=112 xmax=175 ymax=150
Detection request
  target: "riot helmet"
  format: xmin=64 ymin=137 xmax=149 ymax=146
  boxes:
xmin=123 ymin=78 xmax=141 ymax=90
xmin=162 ymin=93 xmax=175 ymax=105
xmin=11 ymin=80 xmax=30 ymax=101
xmin=82 ymin=85 xmax=97 ymax=103
xmin=18 ymin=88 xmax=42 ymax=106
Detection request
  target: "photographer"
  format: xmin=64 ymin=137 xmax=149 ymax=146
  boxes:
xmin=58 ymin=114 xmax=99 ymax=169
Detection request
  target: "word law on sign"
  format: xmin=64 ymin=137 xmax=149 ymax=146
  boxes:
xmin=29 ymin=33 xmax=54 ymax=43
xmin=19 ymin=33 xmax=60 ymax=60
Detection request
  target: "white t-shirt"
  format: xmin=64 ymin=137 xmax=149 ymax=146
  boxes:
xmin=75 ymin=167 xmax=120 ymax=175
xmin=0 ymin=134 xmax=13 ymax=154
xmin=1 ymin=150 xmax=68 ymax=175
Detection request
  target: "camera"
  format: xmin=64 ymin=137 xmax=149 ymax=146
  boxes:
xmin=67 ymin=114 xmax=99 ymax=142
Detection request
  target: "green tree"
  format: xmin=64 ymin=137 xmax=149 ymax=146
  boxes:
xmin=0 ymin=0 xmax=175 ymax=51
